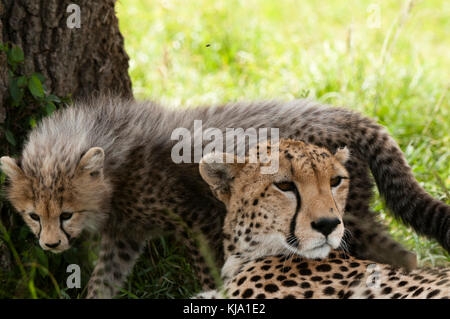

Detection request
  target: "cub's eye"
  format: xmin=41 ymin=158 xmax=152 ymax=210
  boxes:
xmin=29 ymin=213 xmax=40 ymax=221
xmin=60 ymin=212 xmax=73 ymax=221
xmin=274 ymin=181 xmax=296 ymax=192
xmin=330 ymin=176 xmax=344 ymax=188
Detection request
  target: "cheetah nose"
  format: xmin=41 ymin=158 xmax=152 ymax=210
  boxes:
xmin=45 ymin=240 xmax=61 ymax=248
xmin=311 ymin=218 xmax=341 ymax=237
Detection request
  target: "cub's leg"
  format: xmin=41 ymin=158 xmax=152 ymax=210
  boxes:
xmin=86 ymin=206 xmax=177 ymax=298
xmin=340 ymin=157 xmax=417 ymax=270
xmin=178 ymin=232 xmax=220 ymax=291
xmin=343 ymin=214 xmax=417 ymax=271
xmin=193 ymin=290 xmax=224 ymax=299
xmin=86 ymin=231 xmax=145 ymax=299
xmin=86 ymin=206 xmax=222 ymax=298
xmin=173 ymin=209 xmax=224 ymax=291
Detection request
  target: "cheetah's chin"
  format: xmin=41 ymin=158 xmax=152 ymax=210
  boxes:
xmin=41 ymin=245 xmax=69 ymax=254
xmin=300 ymin=244 xmax=332 ymax=259
xmin=283 ymin=242 xmax=332 ymax=260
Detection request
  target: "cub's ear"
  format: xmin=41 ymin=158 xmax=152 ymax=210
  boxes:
xmin=199 ymin=152 xmax=243 ymax=203
xmin=334 ymin=146 xmax=350 ymax=165
xmin=77 ymin=147 xmax=105 ymax=177
xmin=0 ymin=156 xmax=24 ymax=180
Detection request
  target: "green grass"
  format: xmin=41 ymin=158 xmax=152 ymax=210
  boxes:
xmin=0 ymin=0 xmax=448 ymax=298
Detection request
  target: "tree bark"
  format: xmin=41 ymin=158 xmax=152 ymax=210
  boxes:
xmin=0 ymin=0 xmax=132 ymax=123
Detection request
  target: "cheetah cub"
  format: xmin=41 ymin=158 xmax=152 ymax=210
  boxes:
xmin=195 ymin=139 xmax=449 ymax=299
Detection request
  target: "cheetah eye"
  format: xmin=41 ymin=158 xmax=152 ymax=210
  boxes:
xmin=29 ymin=213 xmax=40 ymax=221
xmin=274 ymin=181 xmax=296 ymax=192
xmin=331 ymin=176 xmax=347 ymax=188
xmin=60 ymin=212 xmax=73 ymax=221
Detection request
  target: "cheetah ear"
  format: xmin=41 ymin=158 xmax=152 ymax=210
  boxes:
xmin=77 ymin=147 xmax=105 ymax=177
xmin=199 ymin=152 xmax=243 ymax=203
xmin=334 ymin=146 xmax=350 ymax=165
xmin=0 ymin=156 xmax=24 ymax=180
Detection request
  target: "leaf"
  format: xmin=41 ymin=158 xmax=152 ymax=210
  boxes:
xmin=29 ymin=116 xmax=37 ymax=128
xmin=46 ymin=94 xmax=61 ymax=103
xmin=28 ymin=74 xmax=45 ymax=98
xmin=8 ymin=46 xmax=24 ymax=64
xmin=34 ymin=73 xmax=48 ymax=91
xmin=61 ymin=93 xmax=73 ymax=105
xmin=9 ymin=77 xmax=23 ymax=106
xmin=28 ymin=278 xmax=38 ymax=298
xmin=44 ymin=102 xmax=56 ymax=115
xmin=34 ymin=73 xmax=46 ymax=83
xmin=5 ymin=130 xmax=16 ymax=146
xmin=17 ymin=75 xmax=27 ymax=87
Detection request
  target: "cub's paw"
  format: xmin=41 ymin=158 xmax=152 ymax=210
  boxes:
xmin=192 ymin=290 xmax=226 ymax=299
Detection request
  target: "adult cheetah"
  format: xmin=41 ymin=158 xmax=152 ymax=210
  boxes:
xmin=195 ymin=139 xmax=449 ymax=299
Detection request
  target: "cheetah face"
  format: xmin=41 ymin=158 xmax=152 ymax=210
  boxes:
xmin=1 ymin=147 xmax=111 ymax=253
xmin=200 ymin=139 xmax=350 ymax=260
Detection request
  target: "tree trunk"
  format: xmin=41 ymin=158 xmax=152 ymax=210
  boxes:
xmin=0 ymin=0 xmax=132 ymax=125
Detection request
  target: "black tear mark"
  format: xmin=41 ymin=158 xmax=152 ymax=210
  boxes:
xmin=37 ymin=220 xmax=42 ymax=239
xmin=288 ymin=185 xmax=302 ymax=247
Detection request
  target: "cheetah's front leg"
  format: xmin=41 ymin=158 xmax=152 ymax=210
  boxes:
xmin=87 ymin=232 xmax=144 ymax=299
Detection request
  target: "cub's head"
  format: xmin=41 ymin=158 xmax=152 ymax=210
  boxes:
xmin=199 ymin=139 xmax=350 ymax=260
xmin=1 ymin=147 xmax=111 ymax=253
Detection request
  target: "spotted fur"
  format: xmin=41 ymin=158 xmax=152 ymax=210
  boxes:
xmin=1 ymin=95 xmax=448 ymax=298
xmin=195 ymin=140 xmax=449 ymax=299
xmin=195 ymin=252 xmax=449 ymax=299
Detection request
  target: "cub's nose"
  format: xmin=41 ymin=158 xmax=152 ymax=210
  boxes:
xmin=311 ymin=218 xmax=341 ymax=237
xmin=45 ymin=240 xmax=61 ymax=248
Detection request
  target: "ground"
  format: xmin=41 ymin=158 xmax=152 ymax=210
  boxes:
xmin=0 ymin=0 xmax=448 ymax=298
